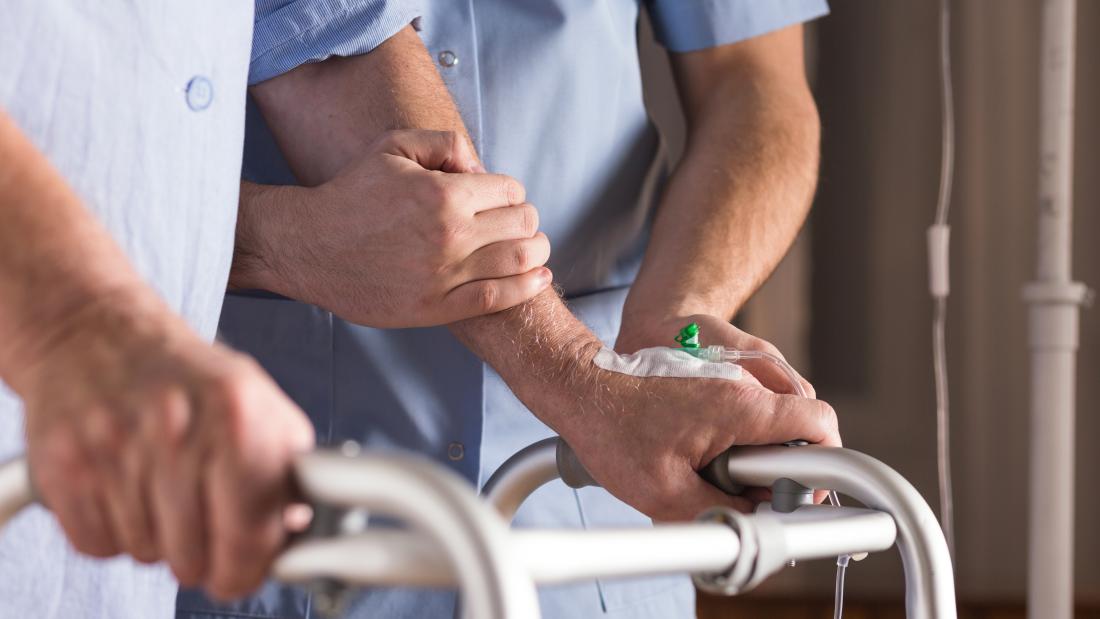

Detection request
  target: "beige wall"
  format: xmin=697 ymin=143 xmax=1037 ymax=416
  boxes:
xmin=639 ymin=0 xmax=1099 ymax=604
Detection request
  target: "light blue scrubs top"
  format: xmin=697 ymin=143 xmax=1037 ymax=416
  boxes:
xmin=178 ymin=1 xmax=828 ymax=618
xmin=0 ymin=2 xmax=254 ymax=618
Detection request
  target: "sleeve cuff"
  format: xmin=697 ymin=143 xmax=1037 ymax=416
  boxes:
xmin=648 ymin=0 xmax=829 ymax=53
xmin=250 ymin=0 xmax=423 ymax=85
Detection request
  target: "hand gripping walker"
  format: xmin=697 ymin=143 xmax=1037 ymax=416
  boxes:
xmin=0 ymin=436 xmax=956 ymax=619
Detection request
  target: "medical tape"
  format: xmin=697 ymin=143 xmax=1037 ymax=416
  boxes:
xmin=592 ymin=347 xmax=743 ymax=381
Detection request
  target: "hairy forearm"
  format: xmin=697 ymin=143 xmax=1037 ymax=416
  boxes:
xmin=622 ymin=32 xmax=820 ymax=331
xmin=0 ymin=111 xmax=163 ymax=390
xmin=244 ymin=26 xmax=601 ymax=425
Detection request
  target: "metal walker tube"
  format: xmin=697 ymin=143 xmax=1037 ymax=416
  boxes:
xmin=532 ymin=439 xmax=955 ymax=619
xmin=708 ymin=445 xmax=956 ymax=619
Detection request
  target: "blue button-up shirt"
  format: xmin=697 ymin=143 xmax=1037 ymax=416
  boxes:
xmin=179 ymin=2 xmax=827 ymax=618
xmin=0 ymin=2 xmax=254 ymax=618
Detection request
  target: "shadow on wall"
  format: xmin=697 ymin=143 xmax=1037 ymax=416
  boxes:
xmin=638 ymin=0 xmax=1100 ymax=607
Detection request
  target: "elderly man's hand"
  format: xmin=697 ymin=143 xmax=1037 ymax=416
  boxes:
xmin=514 ymin=331 xmax=839 ymax=522
xmin=233 ymin=129 xmax=552 ymax=327
xmin=615 ymin=313 xmax=815 ymax=398
xmin=9 ymin=290 xmax=315 ymax=601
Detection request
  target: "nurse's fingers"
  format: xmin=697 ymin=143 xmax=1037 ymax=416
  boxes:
xmin=455 ymin=233 xmax=550 ymax=283
xmin=380 ymin=129 xmax=483 ymax=174
xmin=468 ymin=203 xmax=540 ymax=248
xmin=442 ymin=267 xmax=553 ymax=321
xmin=437 ymin=171 xmax=527 ymax=214
xmin=149 ymin=390 xmax=209 ymax=586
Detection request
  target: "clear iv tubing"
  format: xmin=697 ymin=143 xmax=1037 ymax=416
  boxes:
xmin=682 ymin=345 xmax=850 ymax=619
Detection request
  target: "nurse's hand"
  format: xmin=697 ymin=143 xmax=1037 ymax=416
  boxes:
xmin=544 ymin=341 xmax=840 ymax=522
xmin=11 ymin=290 xmax=315 ymax=600
xmin=232 ymin=129 xmax=553 ymax=327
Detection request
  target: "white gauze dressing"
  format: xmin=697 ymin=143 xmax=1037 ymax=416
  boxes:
xmin=593 ymin=347 xmax=743 ymax=381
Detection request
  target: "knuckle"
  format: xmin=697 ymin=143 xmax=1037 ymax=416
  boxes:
xmin=475 ymin=281 xmax=500 ymax=313
xmin=151 ymin=387 xmax=192 ymax=447
xmin=208 ymin=371 xmax=261 ymax=440
xmin=375 ymin=131 xmax=400 ymax=152
xmin=172 ymin=560 xmax=204 ymax=588
xmin=519 ymin=204 xmax=538 ymax=237
xmin=753 ymin=339 xmax=782 ymax=357
xmin=503 ymin=177 xmax=525 ymax=204
xmin=43 ymin=426 xmax=85 ymax=472
xmin=432 ymin=218 xmax=464 ymax=247
xmin=129 ymin=541 xmax=160 ymax=564
xmin=816 ymin=400 xmax=839 ymax=428
xmin=210 ymin=366 xmax=255 ymax=412
xmin=416 ymin=175 xmax=453 ymax=210
xmin=34 ymin=429 xmax=90 ymax=496
xmin=803 ymin=381 xmax=818 ymax=399
xmin=83 ymin=406 xmax=127 ymax=453
xmin=511 ymin=242 xmax=531 ymax=271
xmin=437 ymin=181 xmax=469 ymax=212
xmin=442 ymin=130 xmax=463 ymax=156
xmin=73 ymin=536 xmax=118 ymax=559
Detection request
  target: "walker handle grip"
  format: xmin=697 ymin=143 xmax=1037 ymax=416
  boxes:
xmin=556 ymin=440 xmax=748 ymax=495
xmin=555 ymin=441 xmax=598 ymax=489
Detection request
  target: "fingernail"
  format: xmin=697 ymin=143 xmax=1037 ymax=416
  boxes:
xmin=472 ymin=163 xmax=487 ymax=173
xmin=538 ymin=268 xmax=553 ymax=286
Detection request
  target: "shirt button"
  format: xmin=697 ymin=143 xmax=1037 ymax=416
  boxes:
xmin=447 ymin=442 xmax=465 ymax=461
xmin=185 ymin=76 xmax=214 ymax=111
xmin=438 ymin=50 xmax=459 ymax=68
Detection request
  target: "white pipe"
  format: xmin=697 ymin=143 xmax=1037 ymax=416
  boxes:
xmin=280 ymin=451 xmax=540 ymax=619
xmin=1024 ymin=2 xmax=1086 ymax=619
xmin=1036 ymin=0 xmax=1077 ymax=282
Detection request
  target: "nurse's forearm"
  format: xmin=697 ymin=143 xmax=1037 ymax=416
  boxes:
xmin=0 ymin=111 xmax=157 ymax=390
xmin=242 ymin=25 xmax=606 ymax=399
xmin=620 ymin=25 xmax=820 ymax=343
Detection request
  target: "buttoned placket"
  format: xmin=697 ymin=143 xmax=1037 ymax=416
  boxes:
xmin=419 ymin=2 xmax=486 ymax=481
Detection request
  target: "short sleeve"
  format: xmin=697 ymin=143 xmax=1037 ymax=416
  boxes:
xmin=645 ymin=0 xmax=829 ymax=53
xmin=250 ymin=0 xmax=423 ymax=85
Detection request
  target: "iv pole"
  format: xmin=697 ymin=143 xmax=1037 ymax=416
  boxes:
xmin=1023 ymin=1 xmax=1090 ymax=617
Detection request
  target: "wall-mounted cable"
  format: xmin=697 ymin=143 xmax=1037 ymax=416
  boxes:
xmin=928 ymin=0 xmax=956 ymax=561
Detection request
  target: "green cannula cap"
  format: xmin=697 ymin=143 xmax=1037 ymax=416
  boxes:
xmin=674 ymin=322 xmax=701 ymax=348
